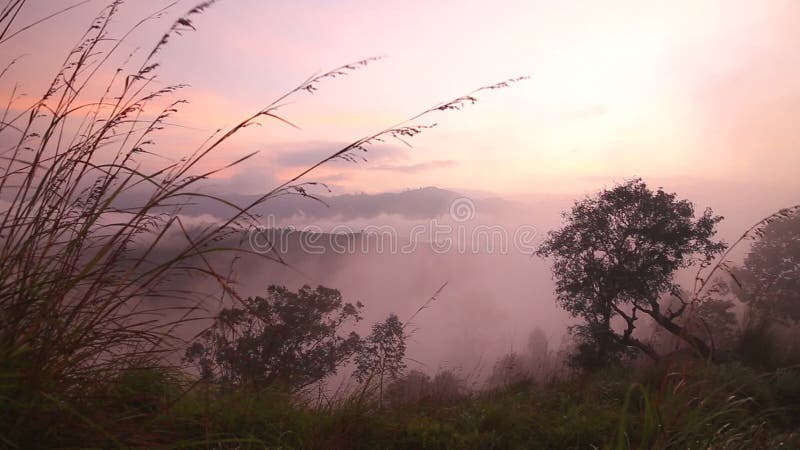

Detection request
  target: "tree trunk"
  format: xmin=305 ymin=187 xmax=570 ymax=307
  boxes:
xmin=623 ymin=335 xmax=660 ymax=361
xmin=649 ymin=309 xmax=712 ymax=360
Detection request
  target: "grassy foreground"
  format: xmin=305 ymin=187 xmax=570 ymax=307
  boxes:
xmin=4 ymin=361 xmax=798 ymax=449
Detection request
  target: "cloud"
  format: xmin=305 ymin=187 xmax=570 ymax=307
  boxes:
xmin=119 ymin=186 xmax=468 ymax=223
xmin=213 ymin=165 xmax=281 ymax=195
xmin=371 ymin=160 xmax=458 ymax=173
xmin=273 ymin=141 xmax=408 ymax=168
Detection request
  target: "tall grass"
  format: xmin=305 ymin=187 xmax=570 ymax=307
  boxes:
xmin=0 ymin=1 xmax=522 ymax=446
xmin=609 ymin=363 xmax=800 ymax=449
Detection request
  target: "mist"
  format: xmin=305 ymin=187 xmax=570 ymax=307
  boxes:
xmin=150 ymin=179 xmax=797 ymax=377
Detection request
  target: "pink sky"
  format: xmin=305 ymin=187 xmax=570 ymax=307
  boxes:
xmin=3 ymin=0 xmax=800 ymax=196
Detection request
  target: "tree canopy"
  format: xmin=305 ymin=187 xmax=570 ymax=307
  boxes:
xmin=537 ymin=178 xmax=726 ymax=367
xmin=185 ymin=285 xmax=363 ymax=391
xmin=733 ymin=211 xmax=800 ymax=324
xmin=354 ymin=313 xmax=407 ymax=407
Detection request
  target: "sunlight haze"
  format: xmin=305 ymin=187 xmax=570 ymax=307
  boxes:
xmin=3 ymin=0 xmax=799 ymax=197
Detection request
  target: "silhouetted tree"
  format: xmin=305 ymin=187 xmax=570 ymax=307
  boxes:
xmin=385 ymin=370 xmax=431 ymax=407
xmin=536 ymin=178 xmax=726 ymax=368
xmin=567 ymin=322 xmax=634 ymax=371
xmin=526 ymin=327 xmax=549 ymax=360
xmin=692 ymin=298 xmax=738 ymax=353
xmin=429 ymin=369 xmax=466 ymax=402
xmin=184 ymin=285 xmax=362 ymax=391
xmin=489 ymin=352 xmax=529 ymax=388
xmin=656 ymin=288 xmax=738 ymax=355
xmin=385 ymin=368 xmax=465 ymax=406
xmin=525 ymin=327 xmax=550 ymax=377
xmin=732 ymin=211 xmax=800 ymax=324
xmin=354 ymin=313 xmax=407 ymax=407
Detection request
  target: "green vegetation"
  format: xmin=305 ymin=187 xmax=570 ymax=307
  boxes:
xmin=3 ymin=359 xmax=800 ymax=448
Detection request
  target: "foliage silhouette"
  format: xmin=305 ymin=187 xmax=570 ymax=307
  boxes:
xmin=185 ymin=285 xmax=362 ymax=391
xmin=354 ymin=313 xmax=407 ymax=407
xmin=732 ymin=211 xmax=800 ymax=324
xmin=537 ymin=178 xmax=726 ymax=367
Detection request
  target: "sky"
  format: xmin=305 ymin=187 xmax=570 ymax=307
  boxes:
xmin=2 ymin=0 xmax=800 ymax=198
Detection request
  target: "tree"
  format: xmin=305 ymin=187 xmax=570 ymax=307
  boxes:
xmin=184 ymin=285 xmax=362 ymax=391
xmin=732 ymin=211 xmax=800 ymax=324
xmin=536 ymin=178 xmax=726 ymax=367
xmin=488 ymin=352 xmax=529 ymax=388
xmin=384 ymin=368 xmax=465 ymax=406
xmin=654 ymin=288 xmax=738 ymax=355
xmin=429 ymin=369 xmax=466 ymax=402
xmin=696 ymin=298 xmax=739 ymax=351
xmin=354 ymin=313 xmax=407 ymax=407
xmin=526 ymin=327 xmax=549 ymax=361
xmin=385 ymin=370 xmax=431 ymax=407
xmin=525 ymin=327 xmax=550 ymax=376
xmin=567 ymin=322 xmax=634 ymax=371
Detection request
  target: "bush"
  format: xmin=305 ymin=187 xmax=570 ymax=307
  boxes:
xmin=736 ymin=322 xmax=780 ymax=370
xmin=185 ymin=285 xmax=363 ymax=391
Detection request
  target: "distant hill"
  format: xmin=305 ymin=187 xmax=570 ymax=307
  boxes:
xmin=116 ymin=186 xmax=530 ymax=223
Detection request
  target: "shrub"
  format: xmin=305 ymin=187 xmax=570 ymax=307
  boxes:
xmin=736 ymin=321 xmax=780 ymax=371
xmin=184 ymin=285 xmax=363 ymax=391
